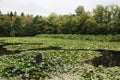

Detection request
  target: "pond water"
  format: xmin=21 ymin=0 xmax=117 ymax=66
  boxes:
xmin=0 ymin=43 xmax=20 ymax=56
xmin=85 ymin=49 xmax=120 ymax=67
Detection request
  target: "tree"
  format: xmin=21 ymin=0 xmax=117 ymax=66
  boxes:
xmin=10 ymin=11 xmax=14 ymax=17
xmin=103 ymin=6 xmax=111 ymax=24
xmin=32 ymin=15 xmax=47 ymax=34
xmin=0 ymin=15 xmax=12 ymax=36
xmin=0 ymin=10 xmax=2 ymax=15
xmin=21 ymin=12 xmax=24 ymax=16
xmin=47 ymin=12 xmax=58 ymax=33
xmin=14 ymin=11 xmax=17 ymax=16
xmin=107 ymin=19 xmax=120 ymax=34
xmin=55 ymin=15 xmax=73 ymax=34
xmin=93 ymin=5 xmax=105 ymax=23
xmin=84 ymin=18 xmax=98 ymax=34
xmin=76 ymin=12 xmax=90 ymax=34
xmin=23 ymin=15 xmax=33 ymax=36
xmin=75 ymin=6 xmax=85 ymax=16
xmin=11 ymin=16 xmax=25 ymax=36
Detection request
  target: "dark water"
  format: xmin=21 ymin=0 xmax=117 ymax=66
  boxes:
xmin=0 ymin=43 xmax=17 ymax=56
xmin=0 ymin=42 xmax=64 ymax=56
xmin=0 ymin=42 xmax=44 ymax=56
xmin=85 ymin=49 xmax=120 ymax=67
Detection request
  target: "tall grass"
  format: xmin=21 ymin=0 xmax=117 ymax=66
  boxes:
xmin=35 ymin=34 xmax=120 ymax=42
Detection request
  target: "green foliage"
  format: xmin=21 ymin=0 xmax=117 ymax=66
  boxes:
xmin=93 ymin=5 xmax=105 ymax=23
xmin=35 ymin=34 xmax=120 ymax=42
xmin=0 ymin=35 xmax=120 ymax=79
xmin=0 ymin=4 xmax=120 ymax=36
xmin=0 ymin=15 xmax=12 ymax=36
xmin=11 ymin=16 xmax=26 ymax=36
xmin=75 ymin=6 xmax=85 ymax=16
xmin=107 ymin=19 xmax=120 ymax=34
xmin=84 ymin=18 xmax=98 ymax=34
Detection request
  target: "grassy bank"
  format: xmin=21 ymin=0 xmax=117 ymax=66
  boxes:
xmin=36 ymin=34 xmax=120 ymax=42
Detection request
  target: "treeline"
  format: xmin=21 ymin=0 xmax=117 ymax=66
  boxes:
xmin=0 ymin=4 xmax=120 ymax=36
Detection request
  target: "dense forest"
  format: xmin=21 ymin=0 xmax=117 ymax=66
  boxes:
xmin=0 ymin=4 xmax=120 ymax=36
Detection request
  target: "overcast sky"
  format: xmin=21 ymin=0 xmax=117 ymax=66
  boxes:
xmin=0 ymin=0 xmax=120 ymax=16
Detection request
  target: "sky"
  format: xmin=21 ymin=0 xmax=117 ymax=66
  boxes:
xmin=0 ymin=0 xmax=120 ymax=16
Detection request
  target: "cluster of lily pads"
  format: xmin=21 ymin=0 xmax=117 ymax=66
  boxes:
xmin=0 ymin=35 xmax=120 ymax=80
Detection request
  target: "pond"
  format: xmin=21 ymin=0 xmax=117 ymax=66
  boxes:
xmin=0 ymin=42 xmax=120 ymax=67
